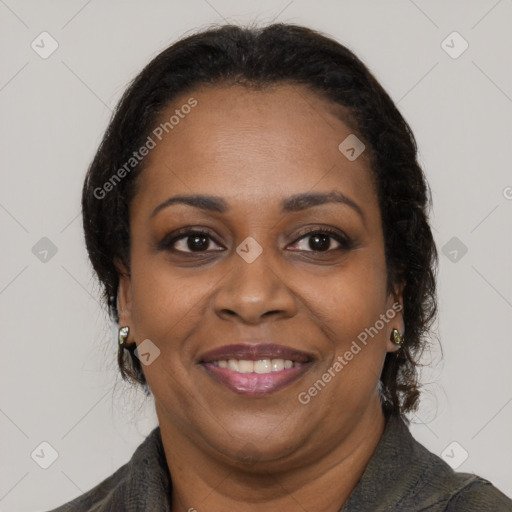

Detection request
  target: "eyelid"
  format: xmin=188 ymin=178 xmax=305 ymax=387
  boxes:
xmin=292 ymin=225 xmax=348 ymax=242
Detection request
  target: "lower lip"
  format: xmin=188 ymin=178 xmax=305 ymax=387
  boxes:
xmin=201 ymin=362 xmax=312 ymax=396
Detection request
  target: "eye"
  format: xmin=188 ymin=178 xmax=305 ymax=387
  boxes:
xmin=288 ymin=228 xmax=352 ymax=253
xmin=158 ymin=229 xmax=224 ymax=253
xmin=158 ymin=227 xmax=353 ymax=254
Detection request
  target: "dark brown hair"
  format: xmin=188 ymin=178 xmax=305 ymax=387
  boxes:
xmin=82 ymin=23 xmax=438 ymax=420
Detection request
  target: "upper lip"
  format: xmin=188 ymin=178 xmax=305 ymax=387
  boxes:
xmin=198 ymin=343 xmax=314 ymax=363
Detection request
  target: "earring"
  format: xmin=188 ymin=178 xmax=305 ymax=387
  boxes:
xmin=391 ymin=328 xmax=404 ymax=346
xmin=118 ymin=326 xmax=130 ymax=367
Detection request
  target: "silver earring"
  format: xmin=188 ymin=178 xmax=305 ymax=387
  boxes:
xmin=118 ymin=326 xmax=130 ymax=367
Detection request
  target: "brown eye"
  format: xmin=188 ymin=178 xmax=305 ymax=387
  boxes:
xmin=288 ymin=228 xmax=353 ymax=253
xmin=158 ymin=229 xmax=225 ymax=253
xmin=158 ymin=227 xmax=353 ymax=255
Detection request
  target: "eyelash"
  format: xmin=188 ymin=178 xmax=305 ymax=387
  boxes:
xmin=158 ymin=227 xmax=353 ymax=255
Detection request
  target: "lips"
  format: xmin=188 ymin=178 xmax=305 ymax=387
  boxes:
xmin=198 ymin=343 xmax=314 ymax=396
xmin=198 ymin=343 xmax=313 ymax=364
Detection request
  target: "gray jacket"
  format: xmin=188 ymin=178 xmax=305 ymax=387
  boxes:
xmin=47 ymin=413 xmax=512 ymax=511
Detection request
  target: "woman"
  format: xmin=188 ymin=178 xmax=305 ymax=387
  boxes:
xmin=48 ymin=23 xmax=512 ymax=511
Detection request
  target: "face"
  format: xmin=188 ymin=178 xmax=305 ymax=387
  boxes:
xmin=117 ymin=83 xmax=404 ymax=470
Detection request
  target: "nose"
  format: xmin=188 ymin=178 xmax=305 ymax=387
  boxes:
xmin=213 ymin=247 xmax=298 ymax=325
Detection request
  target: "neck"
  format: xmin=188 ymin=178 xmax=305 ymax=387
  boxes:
xmin=157 ymin=398 xmax=387 ymax=512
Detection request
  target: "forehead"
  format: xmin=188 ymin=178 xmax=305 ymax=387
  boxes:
xmin=132 ymin=83 xmax=377 ymax=216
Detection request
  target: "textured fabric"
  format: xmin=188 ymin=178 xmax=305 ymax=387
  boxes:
xmin=47 ymin=414 xmax=512 ymax=511
xmin=338 ymin=415 xmax=512 ymax=511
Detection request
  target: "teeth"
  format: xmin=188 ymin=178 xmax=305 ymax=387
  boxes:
xmin=238 ymin=360 xmax=254 ymax=373
xmin=213 ymin=359 xmax=299 ymax=373
xmin=254 ymin=360 xmax=271 ymax=374
xmin=271 ymin=359 xmax=284 ymax=371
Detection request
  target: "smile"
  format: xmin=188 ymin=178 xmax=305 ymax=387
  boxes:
xmin=211 ymin=358 xmax=301 ymax=373
xmin=198 ymin=343 xmax=314 ymax=396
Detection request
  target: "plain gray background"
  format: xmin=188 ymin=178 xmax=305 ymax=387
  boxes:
xmin=1 ymin=1 xmax=511 ymax=510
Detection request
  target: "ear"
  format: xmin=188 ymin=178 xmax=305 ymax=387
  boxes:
xmin=114 ymin=257 xmax=136 ymax=346
xmin=385 ymin=281 xmax=405 ymax=353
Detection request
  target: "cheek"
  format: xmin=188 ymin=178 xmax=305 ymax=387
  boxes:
xmin=128 ymin=258 xmax=206 ymax=404
xmin=315 ymin=253 xmax=390 ymax=387
xmin=319 ymin=252 xmax=388 ymax=334
xmin=129 ymin=250 xmax=207 ymax=352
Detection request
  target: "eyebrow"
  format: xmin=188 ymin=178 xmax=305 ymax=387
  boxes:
xmin=150 ymin=191 xmax=365 ymax=221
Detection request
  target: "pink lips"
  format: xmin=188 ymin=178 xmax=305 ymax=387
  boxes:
xmin=198 ymin=343 xmax=314 ymax=396
xmin=199 ymin=343 xmax=313 ymax=364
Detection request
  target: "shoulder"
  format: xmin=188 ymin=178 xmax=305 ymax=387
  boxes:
xmin=45 ymin=460 xmax=131 ymax=511
xmin=393 ymin=422 xmax=512 ymax=511
xmin=341 ymin=413 xmax=512 ymax=511
xmin=45 ymin=427 xmax=169 ymax=512
xmin=444 ymin=476 xmax=512 ymax=511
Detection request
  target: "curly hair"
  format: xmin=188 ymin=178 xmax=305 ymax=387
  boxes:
xmin=82 ymin=23 xmax=438 ymax=420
